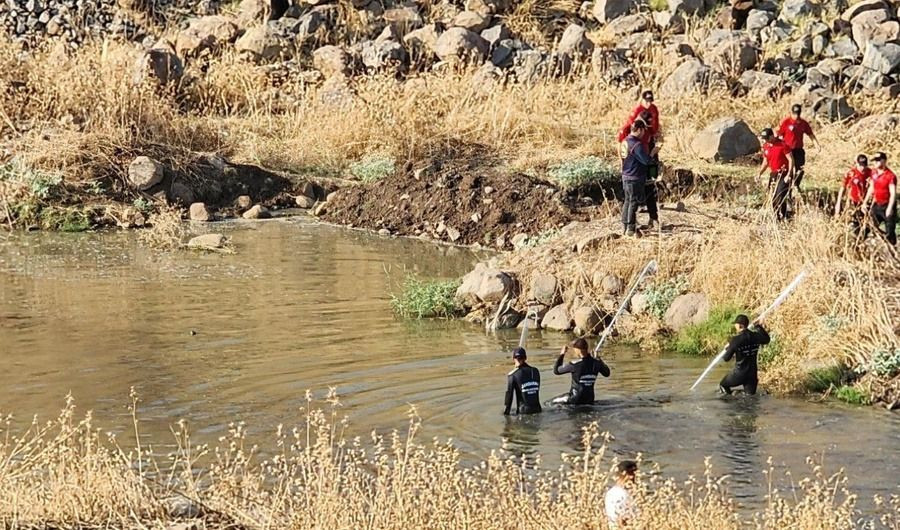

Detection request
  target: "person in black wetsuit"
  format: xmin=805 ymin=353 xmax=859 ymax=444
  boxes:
xmin=503 ymin=347 xmax=542 ymax=415
xmin=719 ymin=314 xmax=770 ymax=395
xmin=552 ymin=338 xmax=611 ymax=405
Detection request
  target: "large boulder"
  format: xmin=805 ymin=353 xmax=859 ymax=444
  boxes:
xmin=530 ymin=273 xmax=560 ymax=306
xmin=451 ymin=10 xmax=491 ymax=32
xmin=805 ymin=58 xmax=848 ymax=90
xmin=608 ymin=14 xmax=650 ymax=36
xmin=779 ymin=0 xmax=820 ymax=23
xmin=132 ymin=44 xmax=183 ymax=85
xmin=592 ymin=0 xmax=639 ymax=23
xmin=557 ymin=24 xmax=594 ymax=58
xmin=705 ymin=33 xmax=759 ymax=75
xmin=242 ymin=204 xmax=272 ymax=219
xmin=433 ymin=27 xmax=489 ymax=61
xmin=542 ymin=304 xmax=573 ymax=331
xmin=176 ymin=15 xmax=239 ymax=57
xmin=691 ymin=117 xmax=760 ymax=161
xmin=127 ymin=156 xmax=164 ymax=191
xmin=841 ymin=0 xmax=890 ymax=22
xmin=663 ymin=293 xmax=710 ymax=331
xmin=668 ymin=0 xmax=705 ymax=16
xmin=661 ymin=58 xmax=711 ymax=94
xmin=360 ymin=39 xmax=407 ymax=72
xmin=593 ymin=272 xmax=625 ymax=295
xmin=746 ymin=9 xmax=775 ymax=33
xmin=852 ymin=10 xmax=898 ymax=49
xmin=405 ymin=24 xmax=441 ymax=50
xmin=801 ymin=88 xmax=856 ymax=121
xmin=848 ymin=113 xmax=900 ymax=135
xmin=573 ymin=306 xmax=604 ymax=335
xmin=383 ymin=5 xmax=423 ymax=33
xmin=739 ymin=70 xmax=783 ymax=97
xmin=235 ymin=25 xmax=291 ymax=61
xmin=313 ymin=45 xmax=352 ymax=77
xmin=456 ymin=263 xmax=517 ymax=307
xmin=861 ymin=42 xmax=900 ymax=75
xmin=481 ymin=24 xmax=512 ymax=47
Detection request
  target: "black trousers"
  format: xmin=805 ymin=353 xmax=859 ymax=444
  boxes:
xmin=622 ymin=179 xmax=645 ymax=232
xmin=719 ymin=371 xmax=758 ymax=395
xmin=644 ymin=178 xmax=659 ymax=222
xmin=872 ymin=203 xmax=897 ymax=245
xmin=771 ymin=171 xmax=792 ymax=221
xmin=792 ymin=148 xmax=806 ymax=188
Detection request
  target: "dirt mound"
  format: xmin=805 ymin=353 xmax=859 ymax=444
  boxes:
xmin=322 ymin=170 xmax=589 ymax=248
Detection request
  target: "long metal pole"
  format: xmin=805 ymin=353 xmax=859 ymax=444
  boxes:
xmin=689 ymin=269 xmax=809 ymax=391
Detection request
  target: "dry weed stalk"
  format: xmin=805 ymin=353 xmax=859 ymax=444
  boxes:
xmin=0 ymin=393 xmax=894 ymax=528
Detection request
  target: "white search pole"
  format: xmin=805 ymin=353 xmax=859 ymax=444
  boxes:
xmin=594 ymin=259 xmax=658 ymax=354
xmin=689 ymin=268 xmax=809 ymax=391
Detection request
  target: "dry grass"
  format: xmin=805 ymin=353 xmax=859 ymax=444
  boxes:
xmin=0 ymin=392 xmax=895 ymax=528
xmin=2 ymin=34 xmax=898 ymax=196
xmin=502 ymin=202 xmax=899 ymax=396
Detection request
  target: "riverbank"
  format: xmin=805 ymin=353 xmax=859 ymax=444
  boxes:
xmin=1 ymin=396 xmax=894 ymax=529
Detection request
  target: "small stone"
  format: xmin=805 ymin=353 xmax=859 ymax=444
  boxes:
xmin=471 ymin=213 xmax=481 ymax=223
xmin=511 ymin=233 xmax=529 ymax=249
xmin=189 ymin=202 xmax=212 ymax=222
xmin=242 ymin=205 xmax=271 ymax=219
xmin=236 ymin=195 xmax=252 ymax=210
xmin=326 ymin=191 xmax=338 ymax=202
xmin=378 ymin=228 xmax=391 ymax=236
xmin=446 ymin=226 xmax=461 ymax=242
xmin=675 ymin=201 xmax=687 ymax=212
xmin=187 ymin=234 xmax=226 ymax=250
xmin=484 ymin=186 xmax=494 ymax=194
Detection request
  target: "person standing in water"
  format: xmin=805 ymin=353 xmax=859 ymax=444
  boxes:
xmin=719 ymin=315 xmax=770 ymax=396
xmin=552 ymin=338 xmax=611 ymax=405
xmin=605 ymin=460 xmax=638 ymax=528
xmin=503 ymin=347 xmax=541 ymax=415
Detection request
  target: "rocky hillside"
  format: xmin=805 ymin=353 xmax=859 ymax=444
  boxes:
xmin=5 ymin=0 xmax=899 ymax=120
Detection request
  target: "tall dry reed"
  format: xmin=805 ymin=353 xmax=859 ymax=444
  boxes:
xmin=0 ymin=392 xmax=895 ymax=529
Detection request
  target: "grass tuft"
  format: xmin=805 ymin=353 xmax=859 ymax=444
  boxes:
xmin=834 ymin=385 xmax=871 ymax=406
xmin=805 ymin=365 xmax=845 ymax=393
xmin=349 ymin=155 xmax=396 ymax=184
xmin=643 ymin=277 xmax=686 ymax=320
xmin=548 ymin=156 xmax=619 ymax=191
xmin=672 ymin=305 xmax=743 ymax=357
xmin=391 ymin=276 xmax=462 ymax=319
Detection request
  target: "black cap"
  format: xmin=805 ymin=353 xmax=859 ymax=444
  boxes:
xmin=642 ymin=90 xmax=654 ymax=101
xmin=733 ymin=314 xmax=750 ymax=327
xmin=758 ymin=127 xmax=774 ymax=140
xmin=873 ymin=151 xmax=888 ymax=162
xmin=791 ymin=103 xmax=802 ymax=115
xmin=512 ymin=347 xmax=527 ymax=359
xmin=857 ymin=154 xmax=869 ymax=165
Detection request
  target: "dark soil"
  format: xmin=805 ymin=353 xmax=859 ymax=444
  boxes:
xmin=322 ymin=169 xmax=590 ymax=248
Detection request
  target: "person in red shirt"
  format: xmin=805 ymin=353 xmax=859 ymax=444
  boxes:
xmin=777 ymin=104 xmax=818 ymax=190
xmin=863 ymin=152 xmax=897 ymax=245
xmin=756 ymin=128 xmax=795 ymax=221
xmin=835 ymin=154 xmax=871 ymax=232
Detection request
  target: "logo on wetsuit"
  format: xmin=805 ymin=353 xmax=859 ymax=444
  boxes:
xmin=579 ymin=374 xmax=597 ymax=386
xmin=521 ymin=381 xmax=539 ymax=395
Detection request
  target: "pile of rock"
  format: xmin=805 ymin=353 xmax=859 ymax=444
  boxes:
xmin=0 ymin=0 xmax=220 ymax=48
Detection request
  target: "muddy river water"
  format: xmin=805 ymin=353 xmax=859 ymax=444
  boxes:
xmin=0 ymin=218 xmax=897 ymax=513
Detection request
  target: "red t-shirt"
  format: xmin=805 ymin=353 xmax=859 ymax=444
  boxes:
xmin=843 ymin=167 xmax=871 ymax=204
xmin=871 ymin=168 xmax=897 ymax=206
xmin=763 ymin=139 xmax=790 ymax=172
xmin=617 ymin=103 xmax=660 ymax=142
xmin=777 ymin=117 xmax=813 ymax=150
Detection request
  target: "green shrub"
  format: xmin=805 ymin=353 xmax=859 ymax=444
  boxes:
xmin=391 ymin=277 xmax=461 ymax=319
xmin=522 ymin=229 xmax=560 ymax=248
xmin=834 ymin=385 xmax=870 ymax=406
xmin=758 ymin=337 xmax=782 ymax=368
xmin=863 ymin=348 xmax=900 ymax=378
xmin=804 ymin=365 xmax=845 ymax=393
xmin=133 ymin=198 xmax=153 ymax=213
xmin=643 ymin=277 xmax=686 ymax=319
xmin=548 ymin=157 xmax=618 ymax=191
xmin=672 ymin=305 xmax=743 ymax=357
xmin=648 ymin=0 xmax=669 ymax=11
xmin=350 ymin=155 xmax=395 ymax=184
xmin=40 ymin=206 xmax=92 ymax=232
xmin=0 ymin=159 xmax=63 ymax=199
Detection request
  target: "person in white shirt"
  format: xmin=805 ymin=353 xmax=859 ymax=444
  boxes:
xmin=605 ymin=460 xmax=637 ymax=527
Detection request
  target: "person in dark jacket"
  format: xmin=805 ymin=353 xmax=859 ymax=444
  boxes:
xmin=621 ymin=121 xmax=659 ymax=237
xmin=503 ymin=347 xmax=542 ymax=415
xmin=552 ymin=338 xmax=611 ymax=405
xmin=719 ymin=315 xmax=770 ymax=395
